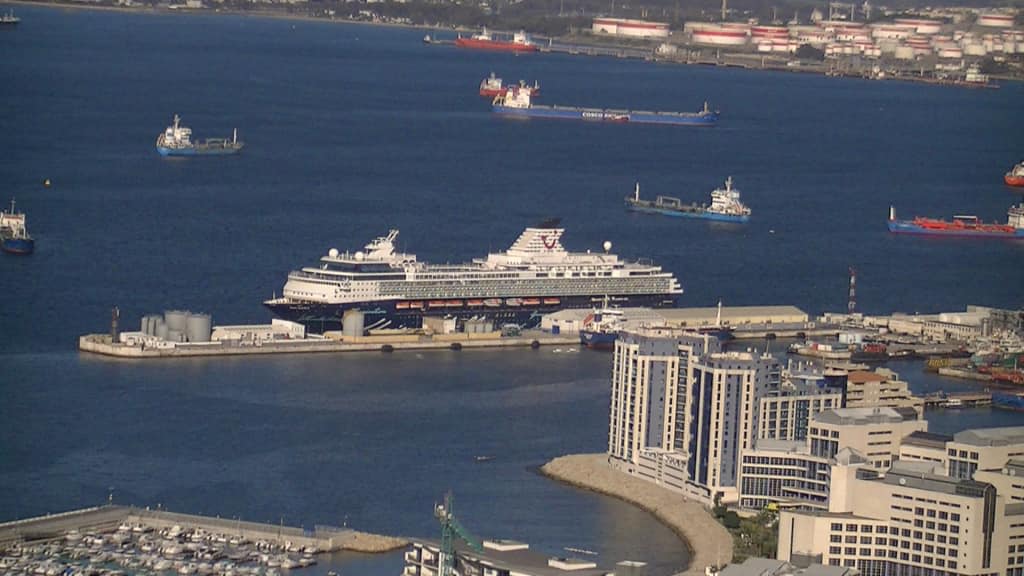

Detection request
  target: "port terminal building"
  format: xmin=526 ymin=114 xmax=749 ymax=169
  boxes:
xmin=591 ymin=17 xmax=670 ymax=38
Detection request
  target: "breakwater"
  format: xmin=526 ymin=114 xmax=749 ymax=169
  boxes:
xmin=541 ymin=454 xmax=733 ymax=576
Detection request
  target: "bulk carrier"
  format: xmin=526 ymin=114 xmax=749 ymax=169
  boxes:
xmin=492 ymin=86 xmax=719 ymax=126
xmin=264 ymin=220 xmax=682 ymax=333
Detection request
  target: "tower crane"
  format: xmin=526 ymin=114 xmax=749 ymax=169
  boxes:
xmin=435 ymin=492 xmax=482 ymax=576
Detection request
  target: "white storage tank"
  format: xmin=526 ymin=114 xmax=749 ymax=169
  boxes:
xmin=165 ymin=310 xmax=189 ymax=332
xmin=186 ymin=313 xmax=212 ymax=343
xmin=154 ymin=320 xmax=168 ymax=340
xmin=342 ymin=309 xmax=365 ymax=337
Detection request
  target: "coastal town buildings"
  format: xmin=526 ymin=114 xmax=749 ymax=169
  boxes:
xmin=606 ymin=327 xmax=931 ymax=508
xmin=776 ymin=427 xmax=1024 ymax=576
xmin=844 ymin=369 xmax=924 ymax=417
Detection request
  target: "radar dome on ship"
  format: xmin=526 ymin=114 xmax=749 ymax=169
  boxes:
xmin=355 ymin=251 xmax=365 ymax=261
xmin=603 ymin=241 xmax=612 ymax=252
xmin=328 ymin=248 xmax=339 ymax=258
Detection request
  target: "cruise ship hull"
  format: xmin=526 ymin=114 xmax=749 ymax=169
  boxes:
xmin=265 ymin=293 xmax=677 ymax=334
xmin=493 ymin=104 xmax=719 ymax=126
xmin=626 ymin=202 xmax=749 ymax=222
xmin=888 ymin=219 xmax=1024 ymax=239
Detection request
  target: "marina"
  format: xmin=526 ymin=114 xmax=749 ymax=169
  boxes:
xmin=0 ymin=504 xmax=407 ymax=575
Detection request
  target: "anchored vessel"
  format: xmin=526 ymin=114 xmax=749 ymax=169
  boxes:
xmin=1 ymin=10 xmax=20 ymax=24
xmin=626 ymin=177 xmax=751 ymax=222
xmin=264 ymin=221 xmax=682 ymax=333
xmin=1006 ymin=161 xmax=1024 ymax=187
xmin=479 ymin=73 xmax=540 ymax=98
xmin=456 ymin=29 xmax=539 ymax=53
xmin=492 ymin=86 xmax=719 ymax=126
xmin=0 ymin=198 xmax=34 ymax=255
xmin=156 ymin=115 xmax=243 ymax=156
xmin=888 ymin=204 xmax=1024 ymax=239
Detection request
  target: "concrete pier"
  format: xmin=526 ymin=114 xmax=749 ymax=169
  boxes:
xmin=541 ymin=453 xmax=733 ymax=576
xmin=79 ymin=330 xmax=579 ymax=359
xmin=0 ymin=505 xmax=407 ymax=553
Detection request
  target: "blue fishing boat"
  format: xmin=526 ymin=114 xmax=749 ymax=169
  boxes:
xmin=1 ymin=198 xmax=34 ymax=255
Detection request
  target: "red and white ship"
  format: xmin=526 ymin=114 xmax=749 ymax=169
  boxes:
xmin=478 ymin=73 xmax=540 ymax=98
xmin=456 ymin=29 xmax=539 ymax=53
xmin=1005 ymin=161 xmax=1024 ymax=187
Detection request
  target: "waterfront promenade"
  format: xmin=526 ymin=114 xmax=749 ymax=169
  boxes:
xmin=541 ymin=454 xmax=733 ymax=576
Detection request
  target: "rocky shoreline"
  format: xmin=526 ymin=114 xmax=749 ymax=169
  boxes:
xmin=541 ymin=453 xmax=734 ymax=576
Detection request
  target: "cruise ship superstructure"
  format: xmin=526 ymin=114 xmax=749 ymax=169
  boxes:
xmin=264 ymin=221 xmax=682 ymax=333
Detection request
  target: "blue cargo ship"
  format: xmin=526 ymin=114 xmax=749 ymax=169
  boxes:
xmin=492 ymin=86 xmax=718 ymax=126
xmin=156 ymin=115 xmax=243 ymax=157
xmin=626 ymin=177 xmax=751 ymax=223
xmin=1 ymin=198 xmax=34 ymax=255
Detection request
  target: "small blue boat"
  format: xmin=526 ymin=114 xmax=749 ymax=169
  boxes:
xmin=626 ymin=177 xmax=751 ymax=223
xmin=1 ymin=198 xmax=34 ymax=255
xmin=156 ymin=114 xmax=243 ymax=157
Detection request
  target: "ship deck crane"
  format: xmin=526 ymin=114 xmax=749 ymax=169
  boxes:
xmin=435 ymin=492 xmax=482 ymax=576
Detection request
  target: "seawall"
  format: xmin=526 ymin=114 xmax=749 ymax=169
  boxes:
xmin=540 ymin=453 xmax=733 ymax=576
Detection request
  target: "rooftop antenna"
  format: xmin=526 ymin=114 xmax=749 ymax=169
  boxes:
xmin=721 ymin=0 xmax=727 ymax=21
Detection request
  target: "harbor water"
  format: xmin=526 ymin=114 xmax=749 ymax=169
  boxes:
xmin=1 ymin=5 xmax=1023 ymax=575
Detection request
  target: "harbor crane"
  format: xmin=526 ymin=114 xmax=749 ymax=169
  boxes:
xmin=435 ymin=492 xmax=482 ymax=576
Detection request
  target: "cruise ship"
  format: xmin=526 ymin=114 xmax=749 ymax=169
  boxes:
xmin=264 ymin=220 xmax=682 ymax=333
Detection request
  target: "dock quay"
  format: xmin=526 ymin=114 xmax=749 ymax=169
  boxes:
xmin=922 ymin=391 xmax=993 ymax=409
xmin=0 ymin=504 xmax=407 ymax=555
xmin=80 ymin=327 xmax=578 ymax=359
xmin=937 ymin=367 xmax=994 ymax=382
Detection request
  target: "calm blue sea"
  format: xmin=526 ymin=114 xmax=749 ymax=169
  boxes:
xmin=0 ymin=5 xmax=1022 ymax=575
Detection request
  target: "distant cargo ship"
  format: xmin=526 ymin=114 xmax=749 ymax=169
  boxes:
xmin=0 ymin=10 xmax=19 ymax=24
xmin=456 ymin=29 xmax=539 ymax=53
xmin=264 ymin=220 xmax=682 ymax=333
xmin=492 ymin=86 xmax=719 ymax=126
xmin=625 ymin=177 xmax=750 ymax=222
xmin=887 ymin=204 xmax=1024 ymax=239
xmin=479 ymin=73 xmax=540 ymax=98
xmin=156 ymin=115 xmax=243 ymax=157
xmin=1005 ymin=161 xmax=1024 ymax=187
xmin=0 ymin=198 xmax=34 ymax=255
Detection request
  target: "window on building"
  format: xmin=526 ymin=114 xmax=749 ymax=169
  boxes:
xmin=846 ymin=536 xmax=857 ymax=544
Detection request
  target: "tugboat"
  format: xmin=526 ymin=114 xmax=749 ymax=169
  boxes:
xmin=888 ymin=204 xmax=1024 ymax=239
xmin=156 ymin=115 xmax=243 ymax=156
xmin=0 ymin=198 xmax=34 ymax=255
xmin=625 ymin=177 xmax=751 ymax=223
xmin=1005 ymin=161 xmax=1024 ymax=187
xmin=579 ymin=306 xmax=626 ymax=350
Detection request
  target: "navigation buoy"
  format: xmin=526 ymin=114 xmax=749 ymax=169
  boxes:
xmin=43 ymin=179 xmax=51 ymax=187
